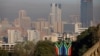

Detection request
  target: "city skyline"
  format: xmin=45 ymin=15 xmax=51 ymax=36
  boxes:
xmin=0 ymin=0 xmax=100 ymax=23
xmin=0 ymin=1 xmax=100 ymax=55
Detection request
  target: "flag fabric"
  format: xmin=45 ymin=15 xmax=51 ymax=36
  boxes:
xmin=55 ymin=41 xmax=72 ymax=56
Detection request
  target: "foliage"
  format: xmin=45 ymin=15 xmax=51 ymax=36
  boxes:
xmin=34 ymin=40 xmax=56 ymax=56
xmin=0 ymin=49 xmax=9 ymax=56
xmin=13 ymin=40 xmax=56 ymax=56
xmin=13 ymin=41 xmax=35 ymax=56
xmin=72 ymin=24 xmax=100 ymax=56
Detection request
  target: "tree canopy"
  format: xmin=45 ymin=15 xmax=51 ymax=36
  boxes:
xmin=13 ymin=41 xmax=35 ymax=56
xmin=72 ymin=24 xmax=100 ymax=56
xmin=34 ymin=40 xmax=56 ymax=56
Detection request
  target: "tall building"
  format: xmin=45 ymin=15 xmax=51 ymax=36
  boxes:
xmin=27 ymin=30 xmax=40 ymax=42
xmin=13 ymin=19 xmax=20 ymax=27
xmin=53 ymin=22 xmax=63 ymax=33
xmin=8 ymin=30 xmax=22 ymax=44
xmin=0 ymin=24 xmax=2 ymax=36
xmin=21 ymin=17 xmax=31 ymax=30
xmin=33 ymin=18 xmax=49 ymax=39
xmin=49 ymin=3 xmax=63 ymax=33
xmin=50 ymin=3 xmax=62 ymax=25
xmin=1 ymin=18 xmax=11 ymax=31
xmin=81 ymin=0 xmax=93 ymax=27
xmin=69 ymin=15 xmax=80 ymax=23
xmin=16 ymin=10 xmax=31 ymax=30
xmin=56 ymin=4 xmax=62 ymax=22
xmin=33 ymin=18 xmax=49 ymax=32
xmin=19 ymin=10 xmax=27 ymax=18
xmin=50 ymin=3 xmax=57 ymax=25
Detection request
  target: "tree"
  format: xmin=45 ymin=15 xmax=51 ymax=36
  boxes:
xmin=0 ymin=49 xmax=9 ymax=56
xmin=97 ymin=24 xmax=100 ymax=39
xmin=34 ymin=40 xmax=56 ymax=56
xmin=13 ymin=41 xmax=35 ymax=56
xmin=72 ymin=24 xmax=100 ymax=56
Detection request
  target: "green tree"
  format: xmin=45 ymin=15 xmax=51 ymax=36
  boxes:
xmin=0 ymin=48 xmax=9 ymax=56
xmin=34 ymin=40 xmax=56 ymax=56
xmin=72 ymin=24 xmax=100 ymax=56
xmin=13 ymin=41 xmax=35 ymax=56
xmin=97 ymin=24 xmax=100 ymax=39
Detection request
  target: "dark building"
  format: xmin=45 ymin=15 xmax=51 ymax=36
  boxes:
xmin=63 ymin=24 xmax=75 ymax=33
xmin=81 ymin=0 xmax=93 ymax=27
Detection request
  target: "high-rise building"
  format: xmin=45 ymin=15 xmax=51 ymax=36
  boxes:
xmin=33 ymin=18 xmax=49 ymax=32
xmin=8 ymin=29 xmax=22 ymax=44
xmin=27 ymin=30 xmax=40 ymax=42
xmin=50 ymin=3 xmax=62 ymax=25
xmin=16 ymin=10 xmax=31 ymax=30
xmin=81 ymin=0 xmax=93 ymax=27
xmin=50 ymin=3 xmax=57 ymax=25
xmin=33 ymin=18 xmax=49 ymax=39
xmin=53 ymin=21 xmax=63 ymax=33
xmin=13 ymin=19 xmax=20 ymax=27
xmin=0 ymin=24 xmax=2 ymax=36
xmin=49 ymin=3 xmax=62 ymax=33
xmin=69 ymin=15 xmax=80 ymax=23
xmin=19 ymin=10 xmax=27 ymax=18
xmin=56 ymin=4 xmax=62 ymax=22
xmin=1 ymin=18 xmax=11 ymax=31
xmin=21 ymin=17 xmax=31 ymax=30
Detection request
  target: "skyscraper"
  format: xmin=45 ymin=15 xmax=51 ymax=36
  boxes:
xmin=19 ymin=10 xmax=27 ymax=18
xmin=53 ymin=22 xmax=63 ymax=33
xmin=8 ymin=29 xmax=22 ymax=43
xmin=27 ymin=30 xmax=40 ymax=42
xmin=50 ymin=3 xmax=62 ymax=24
xmin=50 ymin=3 xmax=57 ymax=25
xmin=16 ymin=10 xmax=31 ymax=30
xmin=49 ymin=3 xmax=63 ymax=33
xmin=1 ymin=18 xmax=11 ymax=31
xmin=56 ymin=3 xmax=62 ymax=22
xmin=81 ymin=0 xmax=93 ymax=27
xmin=33 ymin=18 xmax=49 ymax=32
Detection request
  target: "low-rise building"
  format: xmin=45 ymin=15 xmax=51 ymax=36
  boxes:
xmin=0 ymin=43 xmax=15 ymax=52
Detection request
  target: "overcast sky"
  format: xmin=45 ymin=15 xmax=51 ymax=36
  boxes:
xmin=0 ymin=0 xmax=100 ymax=23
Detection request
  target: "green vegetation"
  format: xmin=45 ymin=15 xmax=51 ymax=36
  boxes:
xmin=72 ymin=24 xmax=100 ymax=56
xmin=0 ymin=49 xmax=9 ymax=56
xmin=0 ymin=40 xmax=55 ymax=56
xmin=13 ymin=41 xmax=35 ymax=56
xmin=34 ymin=40 xmax=56 ymax=56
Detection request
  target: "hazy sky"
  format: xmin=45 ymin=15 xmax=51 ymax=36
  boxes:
xmin=0 ymin=0 xmax=100 ymax=22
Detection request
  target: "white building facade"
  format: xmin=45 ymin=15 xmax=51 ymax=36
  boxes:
xmin=27 ymin=30 xmax=40 ymax=42
xmin=8 ymin=30 xmax=22 ymax=44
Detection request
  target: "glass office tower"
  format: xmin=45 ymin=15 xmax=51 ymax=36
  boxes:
xmin=81 ymin=0 xmax=93 ymax=27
